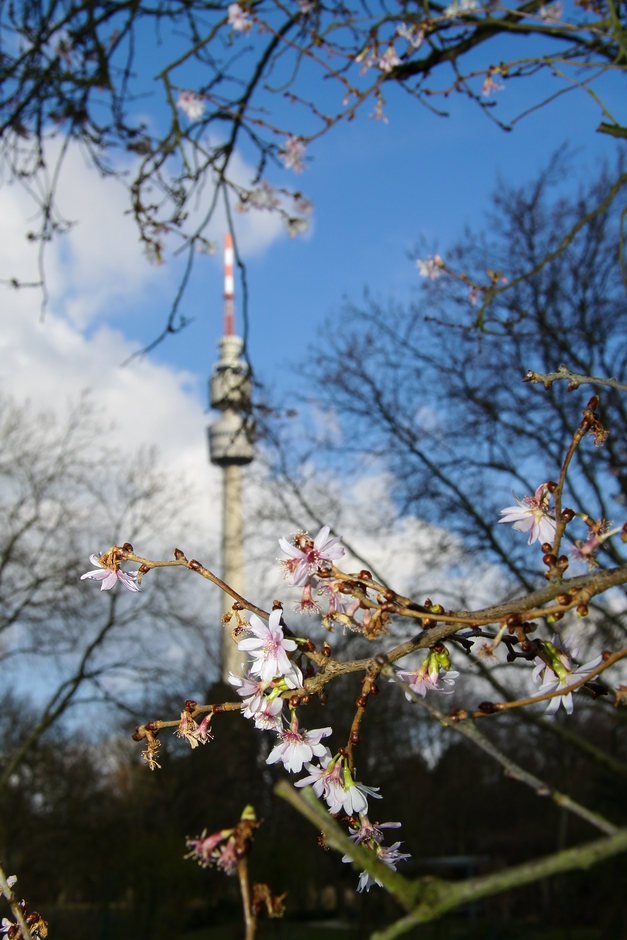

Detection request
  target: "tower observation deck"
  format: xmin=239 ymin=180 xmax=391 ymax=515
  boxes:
xmin=208 ymin=233 xmax=254 ymax=681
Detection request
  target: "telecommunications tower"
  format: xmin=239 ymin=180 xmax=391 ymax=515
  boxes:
xmin=208 ymin=233 xmax=254 ymax=681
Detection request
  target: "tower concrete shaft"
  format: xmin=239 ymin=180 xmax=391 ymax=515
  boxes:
xmin=208 ymin=232 xmax=255 ymax=682
xmin=221 ymin=463 xmax=245 ymax=681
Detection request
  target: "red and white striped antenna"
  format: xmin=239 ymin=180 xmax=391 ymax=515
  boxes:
xmin=224 ymin=232 xmax=235 ymax=336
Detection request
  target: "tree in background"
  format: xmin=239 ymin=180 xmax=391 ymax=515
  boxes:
xmin=0 ymin=392 xmax=217 ymax=802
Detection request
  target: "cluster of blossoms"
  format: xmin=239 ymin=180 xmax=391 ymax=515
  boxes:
xmin=343 ymin=818 xmax=411 ymax=892
xmin=175 ymin=710 xmax=213 ymax=748
xmin=278 ymin=525 xmax=346 ymax=615
xmin=186 ymin=805 xmax=258 ymax=872
xmin=279 ymin=136 xmax=307 ymax=172
xmin=396 ymin=645 xmax=459 ymax=698
xmin=0 ymin=874 xmax=48 ymax=939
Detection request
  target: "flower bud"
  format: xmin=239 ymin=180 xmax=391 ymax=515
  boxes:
xmin=350 ymin=731 xmax=360 ymax=744
xmin=189 ymin=559 xmax=202 ymax=570
xmin=355 ymin=695 xmax=368 ymax=708
xmin=543 ymin=553 xmax=557 ymax=566
xmin=477 ymin=701 xmax=497 ymax=714
xmin=272 ymin=599 xmax=283 ymax=610
xmin=557 ymin=594 xmax=570 ymax=606
xmin=322 ymin=642 xmax=331 ymax=657
xmin=174 ymin=548 xmax=185 ymax=559
xmin=546 ymin=480 xmax=558 ymax=492
xmin=602 ymin=650 xmax=612 ymax=661
xmin=138 ymin=563 xmax=150 ymax=574
xmin=576 ymin=603 xmax=589 ymax=618
xmin=289 ymin=695 xmax=300 ymax=708
xmin=558 ymin=555 xmax=569 ymax=568
xmin=123 ymin=542 xmax=134 ymax=552
xmin=562 ymin=508 xmax=575 ymax=523
xmin=541 ymin=542 xmax=553 ymax=553
xmin=506 ymin=613 xmax=522 ymax=627
xmin=370 ymin=684 xmax=380 ymax=695
xmin=301 ymin=694 xmax=311 ymax=704
xmin=358 ymin=570 xmax=372 ymax=581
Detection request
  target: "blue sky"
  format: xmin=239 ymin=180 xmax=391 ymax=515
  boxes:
xmin=112 ymin=41 xmax=625 ymax=406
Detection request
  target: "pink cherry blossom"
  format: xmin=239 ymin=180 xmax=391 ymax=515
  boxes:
xmin=396 ymin=656 xmax=459 ymax=698
xmin=294 ymin=581 xmax=322 ymax=615
xmin=228 ymin=2 xmax=252 ymax=32
xmin=176 ymin=91 xmax=205 ymax=121
xmin=482 ymin=74 xmax=504 ymax=97
xmin=228 ymin=670 xmax=268 ymax=716
xmin=253 ymin=697 xmax=284 ymax=731
xmin=80 ymin=554 xmax=139 ymax=592
xmin=533 ymin=634 xmax=603 ymax=715
xmin=279 ymin=136 xmax=306 ymax=172
xmin=237 ymin=608 xmax=297 ymax=682
xmin=416 ymin=255 xmax=443 ymax=279
xmin=266 ymin=716 xmax=332 ymax=773
xmin=186 ymin=828 xmax=234 ymax=869
xmin=278 ymin=525 xmax=345 ymax=586
xmin=498 ymin=483 xmax=556 ymax=545
xmin=377 ymin=46 xmax=400 ymax=72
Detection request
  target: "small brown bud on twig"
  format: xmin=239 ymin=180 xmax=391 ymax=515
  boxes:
xmin=383 ymin=589 xmax=396 ymax=602
xmin=370 ymin=684 xmax=380 ymax=695
xmin=541 ymin=542 xmax=553 ymax=553
xmin=423 ymin=598 xmax=432 ymax=607
xmin=321 ymin=642 xmax=331 ymax=657
xmin=174 ymin=548 xmax=185 ymax=559
xmin=449 ymin=708 xmax=467 ymax=722
xmin=289 ymin=695 xmax=300 ymax=708
xmin=543 ymin=553 xmax=557 ymax=566
xmin=602 ymin=650 xmax=612 ymax=661
xmin=557 ymin=594 xmax=571 ymax=606
xmin=558 ymin=555 xmax=569 ymax=568
xmin=318 ymin=692 xmax=328 ymax=705
xmin=587 ymin=395 xmax=600 ymax=411
xmin=374 ymin=652 xmax=388 ymax=666
xmin=562 ymin=508 xmax=575 ymax=522
xmin=356 ymin=695 xmax=368 ymax=708
xmin=122 ymin=542 xmax=133 ymax=552
xmin=576 ymin=603 xmax=589 ymax=617
xmin=189 ymin=559 xmax=202 ymax=570
xmin=546 ymin=480 xmax=558 ymax=492
xmin=301 ymin=694 xmax=311 ymax=704
xmin=477 ymin=701 xmax=498 ymax=714
xmin=506 ymin=613 xmax=522 ymax=627
xmin=132 ymin=729 xmax=144 ymax=741
xmin=350 ymin=731 xmax=360 ymax=744
xmin=185 ymin=699 xmax=197 ymax=713
xmin=138 ymin=563 xmax=150 ymax=574
xmin=358 ymin=570 xmax=372 ymax=580
xmin=272 ymin=599 xmax=283 ymax=610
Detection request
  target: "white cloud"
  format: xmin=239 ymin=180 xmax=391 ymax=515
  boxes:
xmin=0 ymin=139 xmax=289 ymax=331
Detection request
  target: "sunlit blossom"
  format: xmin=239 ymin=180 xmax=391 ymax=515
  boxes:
xmin=533 ymin=634 xmax=603 ymax=715
xmin=228 ymin=2 xmax=252 ymax=32
xmin=176 ymin=91 xmax=205 ymax=121
xmin=237 ymin=608 xmax=297 ymax=682
xmin=279 ymin=136 xmax=307 ymax=172
xmin=266 ymin=715 xmax=332 ymax=773
xmin=498 ymin=483 xmax=556 ymax=545
xmin=278 ymin=525 xmax=344 ymax=586
xmin=80 ymin=553 xmax=139 ymax=593
xmin=416 ymin=255 xmax=443 ymax=279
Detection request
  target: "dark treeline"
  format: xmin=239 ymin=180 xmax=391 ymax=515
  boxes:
xmin=2 ymin=673 xmax=627 ymax=940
